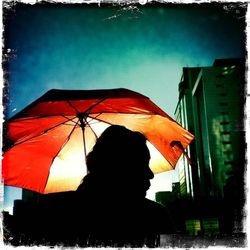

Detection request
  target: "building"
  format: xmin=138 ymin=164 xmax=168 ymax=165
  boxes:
xmin=174 ymin=58 xmax=245 ymax=233
xmin=175 ymin=58 xmax=245 ymax=200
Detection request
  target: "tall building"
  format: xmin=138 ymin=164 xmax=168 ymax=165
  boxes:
xmin=175 ymin=58 xmax=245 ymax=202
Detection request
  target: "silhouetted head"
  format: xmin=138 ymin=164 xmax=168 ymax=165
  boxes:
xmin=79 ymin=125 xmax=154 ymax=199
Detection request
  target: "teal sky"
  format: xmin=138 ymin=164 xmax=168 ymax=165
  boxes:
xmin=2 ymin=3 xmax=246 ymax=213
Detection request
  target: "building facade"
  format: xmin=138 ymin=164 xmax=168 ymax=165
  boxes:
xmin=174 ymin=59 xmax=245 ymax=234
xmin=175 ymin=58 xmax=245 ymax=201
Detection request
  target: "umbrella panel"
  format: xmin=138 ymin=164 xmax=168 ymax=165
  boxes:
xmin=3 ymin=120 xmax=76 ymax=193
xmin=44 ymin=119 xmax=110 ymax=193
xmin=7 ymin=116 xmax=69 ymax=144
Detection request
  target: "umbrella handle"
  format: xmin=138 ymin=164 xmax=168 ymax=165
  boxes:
xmin=170 ymin=140 xmax=193 ymax=165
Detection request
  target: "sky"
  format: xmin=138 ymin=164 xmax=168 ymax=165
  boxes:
xmin=2 ymin=2 xmax=246 ymax=214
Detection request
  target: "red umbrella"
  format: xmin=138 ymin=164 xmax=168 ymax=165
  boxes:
xmin=2 ymin=88 xmax=194 ymax=194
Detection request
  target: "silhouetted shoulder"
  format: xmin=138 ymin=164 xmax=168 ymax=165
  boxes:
xmin=143 ymin=198 xmax=176 ymax=234
xmin=144 ymin=197 xmax=166 ymax=211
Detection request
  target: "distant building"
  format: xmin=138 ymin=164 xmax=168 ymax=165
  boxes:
xmin=155 ymin=182 xmax=181 ymax=205
xmin=174 ymin=58 xmax=245 ymax=201
xmin=172 ymin=182 xmax=180 ymax=199
xmin=155 ymin=191 xmax=175 ymax=206
xmin=22 ymin=189 xmax=41 ymax=203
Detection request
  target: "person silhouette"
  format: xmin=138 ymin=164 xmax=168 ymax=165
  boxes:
xmin=7 ymin=125 xmax=175 ymax=247
xmin=70 ymin=125 xmax=175 ymax=247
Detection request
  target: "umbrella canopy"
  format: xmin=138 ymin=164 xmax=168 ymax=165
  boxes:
xmin=2 ymin=88 xmax=194 ymax=194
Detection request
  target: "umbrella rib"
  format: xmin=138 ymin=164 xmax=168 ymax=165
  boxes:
xmin=8 ymin=114 xmax=70 ymax=122
xmin=50 ymin=121 xmax=79 ymax=164
xmin=6 ymin=118 xmax=76 ymax=151
xmin=84 ymin=117 xmax=99 ymax=139
xmin=88 ymin=111 xmax=156 ymax=116
xmin=13 ymin=114 xmax=79 ymax=125
xmin=86 ymin=113 xmax=103 ymax=125
xmin=82 ymin=122 xmax=88 ymax=160
xmin=88 ymin=123 xmax=98 ymax=139
xmin=85 ymin=113 xmax=103 ymax=139
xmin=67 ymin=101 xmax=80 ymax=113
xmin=66 ymin=98 xmax=106 ymax=116
xmin=60 ymin=115 xmax=79 ymax=125
xmin=83 ymin=98 xmax=106 ymax=114
xmin=86 ymin=112 xmax=150 ymax=126
xmin=87 ymin=115 xmax=113 ymax=126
